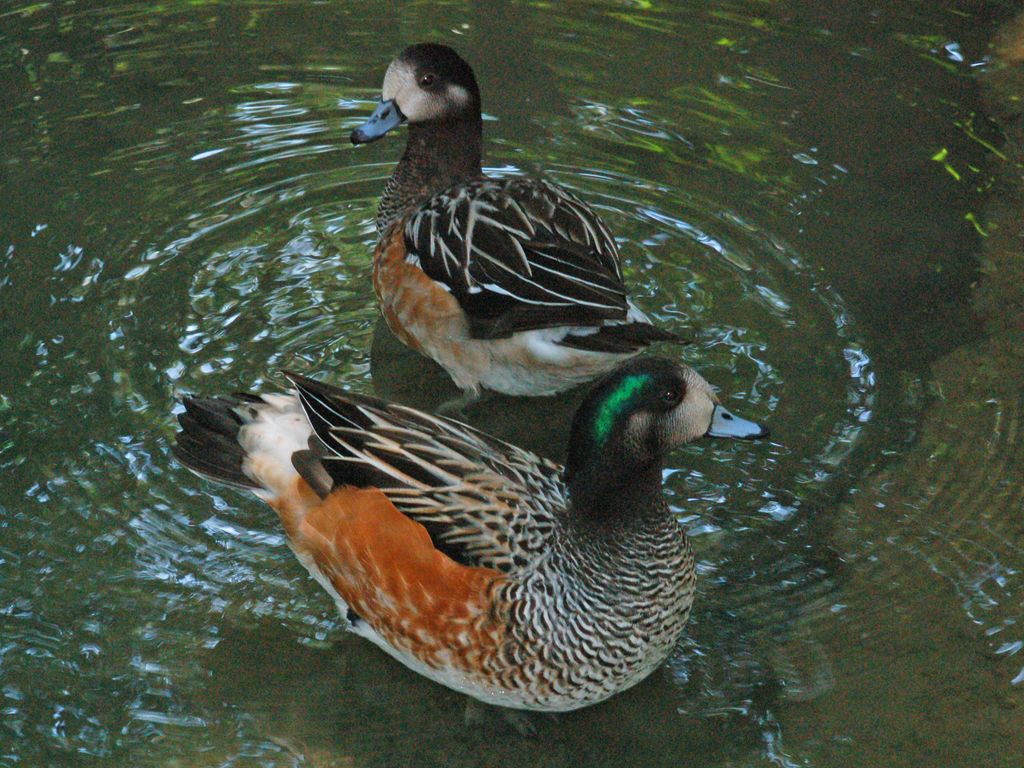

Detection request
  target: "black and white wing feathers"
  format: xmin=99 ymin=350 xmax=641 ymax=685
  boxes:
xmin=404 ymin=177 xmax=631 ymax=339
xmin=287 ymin=373 xmax=563 ymax=573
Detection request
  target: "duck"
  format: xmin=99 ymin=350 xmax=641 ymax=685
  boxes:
xmin=172 ymin=357 xmax=768 ymax=715
xmin=350 ymin=43 xmax=682 ymax=398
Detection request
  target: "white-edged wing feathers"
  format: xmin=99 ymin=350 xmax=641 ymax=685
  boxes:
xmin=404 ymin=178 xmax=630 ymax=338
xmin=288 ymin=373 xmax=564 ymax=573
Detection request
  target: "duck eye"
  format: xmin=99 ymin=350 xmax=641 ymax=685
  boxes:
xmin=419 ymin=73 xmax=436 ymax=88
xmin=662 ymin=389 xmax=681 ymax=405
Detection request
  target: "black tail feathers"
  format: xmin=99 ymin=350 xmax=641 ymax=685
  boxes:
xmin=172 ymin=395 xmax=259 ymax=489
xmin=559 ymin=322 xmax=687 ymax=354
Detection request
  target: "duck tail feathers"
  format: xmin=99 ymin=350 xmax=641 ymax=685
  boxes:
xmin=558 ymin=322 xmax=687 ymax=354
xmin=172 ymin=391 xmax=313 ymax=501
xmin=172 ymin=395 xmax=260 ymax=489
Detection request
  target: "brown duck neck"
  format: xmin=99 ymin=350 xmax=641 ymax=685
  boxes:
xmin=376 ymin=117 xmax=483 ymax=235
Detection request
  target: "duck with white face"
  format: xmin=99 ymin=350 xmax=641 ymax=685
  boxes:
xmin=351 ymin=49 xmax=478 ymax=142
xmin=349 ymin=43 xmax=686 ymax=402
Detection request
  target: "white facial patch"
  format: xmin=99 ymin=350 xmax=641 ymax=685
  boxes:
xmin=447 ymin=84 xmax=471 ymax=108
xmin=381 ymin=60 xmax=414 ymax=102
xmin=380 ymin=60 xmax=470 ymax=123
xmin=676 ymin=368 xmax=719 ymax=442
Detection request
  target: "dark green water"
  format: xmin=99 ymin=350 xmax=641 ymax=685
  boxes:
xmin=1 ymin=1 xmax=1020 ymax=766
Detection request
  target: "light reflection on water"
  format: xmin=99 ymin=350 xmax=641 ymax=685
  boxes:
xmin=0 ymin=0 xmax=1018 ymax=766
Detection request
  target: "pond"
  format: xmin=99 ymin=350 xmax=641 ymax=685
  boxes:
xmin=1 ymin=1 xmax=1022 ymax=765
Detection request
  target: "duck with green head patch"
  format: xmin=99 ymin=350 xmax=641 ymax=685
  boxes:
xmin=566 ymin=357 xmax=767 ymax=517
xmin=172 ymin=357 xmax=767 ymax=718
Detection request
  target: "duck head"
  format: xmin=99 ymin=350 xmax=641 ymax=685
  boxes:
xmin=351 ymin=43 xmax=481 ymax=144
xmin=564 ymin=357 xmax=769 ymax=511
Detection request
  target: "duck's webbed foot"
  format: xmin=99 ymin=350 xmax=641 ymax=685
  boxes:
xmin=436 ymin=388 xmax=485 ymax=419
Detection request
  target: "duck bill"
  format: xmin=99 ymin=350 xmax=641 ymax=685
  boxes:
xmin=706 ymin=404 xmax=769 ymax=440
xmin=350 ymin=98 xmax=405 ymax=144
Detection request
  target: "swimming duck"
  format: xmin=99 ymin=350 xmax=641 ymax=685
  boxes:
xmin=173 ymin=358 xmax=768 ymax=714
xmin=351 ymin=44 xmax=681 ymax=397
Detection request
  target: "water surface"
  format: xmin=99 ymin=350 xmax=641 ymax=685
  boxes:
xmin=1 ymin=1 xmax=1020 ymax=766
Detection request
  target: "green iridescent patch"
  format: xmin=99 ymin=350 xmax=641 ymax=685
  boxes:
xmin=593 ymin=374 xmax=650 ymax=445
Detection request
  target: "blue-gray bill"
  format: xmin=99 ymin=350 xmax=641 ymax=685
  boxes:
xmin=706 ymin=404 xmax=770 ymax=440
xmin=351 ymin=98 xmax=405 ymax=144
